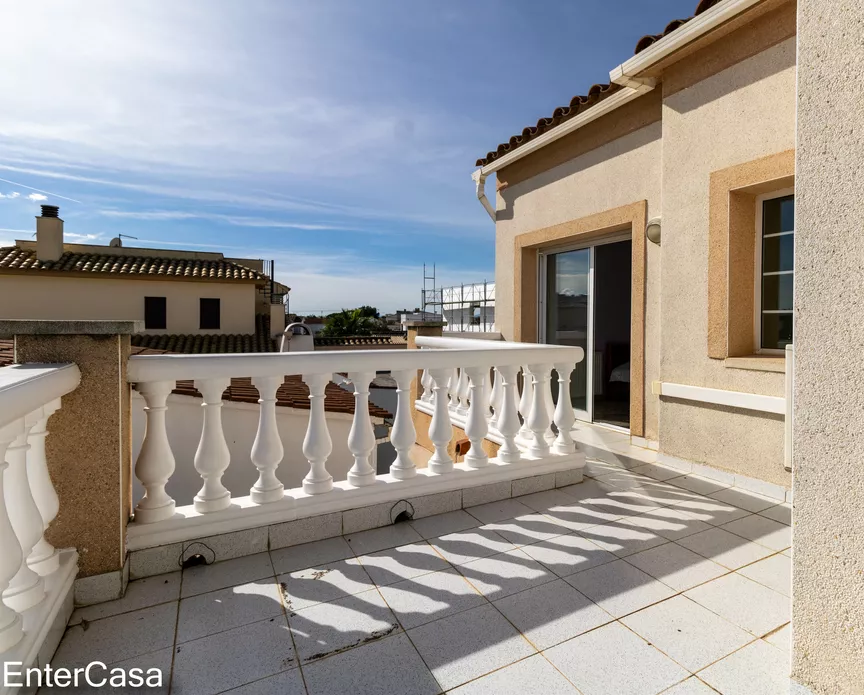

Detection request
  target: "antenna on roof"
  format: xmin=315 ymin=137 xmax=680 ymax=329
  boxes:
xmin=109 ymin=233 xmax=138 ymax=248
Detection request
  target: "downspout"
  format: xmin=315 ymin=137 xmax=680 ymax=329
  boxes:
xmin=472 ymin=169 xmax=496 ymax=222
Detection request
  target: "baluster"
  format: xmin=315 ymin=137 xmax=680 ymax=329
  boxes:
xmin=134 ymin=381 xmax=177 ymax=523
xmin=553 ymin=363 xmax=577 ymax=454
xmin=389 ymin=369 xmax=417 ymax=479
xmin=496 ymin=365 xmax=522 ymax=463
xmin=193 ymin=378 xmax=231 ymax=513
xmin=25 ymin=400 xmax=61 ymax=576
xmin=3 ymin=417 xmax=45 ymax=612
xmin=448 ymin=368 xmax=460 ymax=413
xmin=427 ymin=369 xmax=454 ymax=473
xmin=0 ymin=422 xmax=24 ymax=652
xmin=482 ymin=366 xmax=493 ymax=418
xmin=420 ymin=369 xmax=433 ymax=403
xmin=517 ymin=366 xmax=534 ymax=442
xmin=456 ymin=368 xmax=470 ymax=417
xmin=489 ymin=367 xmax=502 ymax=427
xmin=544 ymin=371 xmax=557 ymax=442
xmin=463 ymin=367 xmax=489 ymax=468
xmin=302 ymin=373 xmax=333 ymax=494
xmin=526 ymin=363 xmax=553 ymax=458
xmin=250 ymin=376 xmax=285 ymax=503
xmin=347 ymin=371 xmax=376 ymax=487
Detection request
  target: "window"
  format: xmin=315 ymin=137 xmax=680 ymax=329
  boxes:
xmin=199 ymin=298 xmax=220 ymax=330
xmin=756 ymin=192 xmax=794 ymax=350
xmin=144 ymin=296 xmax=166 ymax=330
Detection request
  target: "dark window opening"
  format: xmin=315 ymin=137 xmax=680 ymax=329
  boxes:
xmin=200 ymin=298 xmax=220 ymax=330
xmin=144 ymin=296 xmax=167 ymax=330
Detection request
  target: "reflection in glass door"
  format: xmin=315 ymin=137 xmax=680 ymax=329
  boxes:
xmin=544 ymin=248 xmax=591 ymax=420
xmin=543 ymin=239 xmax=632 ymax=430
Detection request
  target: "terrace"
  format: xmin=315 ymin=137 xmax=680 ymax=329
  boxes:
xmin=0 ymin=321 xmax=791 ymax=694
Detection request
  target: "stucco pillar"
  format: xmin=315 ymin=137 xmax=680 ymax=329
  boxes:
xmin=3 ymin=320 xmax=142 ymax=603
xmin=792 ymin=2 xmax=864 ymax=693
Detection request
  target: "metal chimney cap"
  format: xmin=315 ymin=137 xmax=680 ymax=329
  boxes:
xmin=40 ymin=205 xmax=60 ymax=218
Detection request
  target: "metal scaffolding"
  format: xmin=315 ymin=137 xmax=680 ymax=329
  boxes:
xmin=422 ymin=273 xmax=496 ymax=333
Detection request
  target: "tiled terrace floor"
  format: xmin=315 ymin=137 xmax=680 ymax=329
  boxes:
xmin=47 ymin=458 xmax=792 ymax=695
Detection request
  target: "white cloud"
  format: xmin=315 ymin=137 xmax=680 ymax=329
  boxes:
xmin=27 ymin=193 xmax=47 ymax=201
xmin=0 ymin=191 xmax=20 ymax=199
xmin=97 ymin=209 xmax=363 ymax=232
xmin=64 ymin=232 xmax=102 ymax=242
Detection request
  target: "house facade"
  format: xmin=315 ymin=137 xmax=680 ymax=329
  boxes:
xmin=0 ymin=205 xmax=289 ymax=339
xmin=478 ymin=0 xmax=796 ymax=491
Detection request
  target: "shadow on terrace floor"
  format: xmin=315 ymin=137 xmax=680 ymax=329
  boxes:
xmin=41 ymin=458 xmax=793 ymax=695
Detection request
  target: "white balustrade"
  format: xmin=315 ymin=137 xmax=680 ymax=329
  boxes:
xmin=463 ymin=366 xmax=489 ymax=468
xmin=193 ymin=378 xmax=232 ymax=513
xmin=496 ymin=365 xmax=522 ymax=463
xmin=526 ymin=363 xmax=553 ymax=458
xmin=347 ymin=371 xmax=377 ymax=486
xmin=134 ymin=381 xmax=177 ymax=523
xmin=0 ymin=422 xmax=24 ymax=653
xmin=518 ymin=366 xmax=534 ymax=442
xmin=302 ymin=373 xmax=333 ymax=494
xmin=389 ymin=369 xmax=417 ymax=479
xmin=250 ymin=376 xmax=285 ymax=503
xmin=552 ymin=363 xmax=577 ymax=454
xmin=3 ymin=419 xmax=46 ymax=612
xmin=25 ymin=400 xmax=61 ymax=576
xmin=0 ymin=362 xmax=80 ymax=655
xmin=124 ymin=338 xmax=583 ymax=551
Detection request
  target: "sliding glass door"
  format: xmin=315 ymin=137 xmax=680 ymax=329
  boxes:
xmin=542 ymin=238 xmax=632 ymax=429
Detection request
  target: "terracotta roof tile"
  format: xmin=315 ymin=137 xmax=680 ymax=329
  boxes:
xmin=171 ymin=376 xmax=391 ymax=419
xmin=0 ymin=246 xmax=266 ymax=282
xmin=0 ymin=339 xmax=12 ymax=368
xmin=314 ymin=335 xmax=407 ymax=347
xmin=475 ymin=0 xmax=724 ymax=167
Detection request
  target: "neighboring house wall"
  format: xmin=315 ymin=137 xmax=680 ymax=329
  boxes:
xmin=493 ymin=8 xmax=795 ymax=485
xmin=131 ymin=392 xmax=371 ymax=507
xmin=0 ymin=275 xmax=257 ymax=335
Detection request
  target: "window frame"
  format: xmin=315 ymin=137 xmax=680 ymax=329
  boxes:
xmin=143 ymin=296 xmax=167 ymax=330
xmin=199 ymin=297 xmax=221 ymax=331
xmin=753 ymin=187 xmax=794 ymax=354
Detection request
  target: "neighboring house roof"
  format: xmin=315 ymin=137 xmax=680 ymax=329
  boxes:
xmin=475 ymin=0 xmax=723 ymax=167
xmin=171 ymin=376 xmax=391 ymax=419
xmin=131 ymin=315 xmax=277 ymax=354
xmin=0 ymin=339 xmax=12 ymax=368
xmin=314 ymin=335 xmax=407 ymax=347
xmin=0 ymin=246 xmax=267 ymax=283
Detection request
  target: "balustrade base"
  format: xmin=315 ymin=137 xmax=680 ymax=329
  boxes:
xmin=134 ymin=500 xmax=176 ymax=525
xmin=126 ymin=450 xmax=585 ymax=552
xmin=0 ymin=550 xmax=77 ymax=692
xmin=4 ymin=575 xmax=45 ymax=613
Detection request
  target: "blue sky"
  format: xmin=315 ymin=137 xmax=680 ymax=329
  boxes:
xmin=0 ymin=0 xmax=695 ymax=314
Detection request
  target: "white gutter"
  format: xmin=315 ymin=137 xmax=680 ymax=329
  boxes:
xmin=473 ymin=0 xmax=764 ymax=200
xmin=472 ymin=168 xmax=496 ymax=221
xmin=610 ymin=0 xmax=764 ymax=86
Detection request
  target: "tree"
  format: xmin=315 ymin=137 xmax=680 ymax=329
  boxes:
xmin=320 ymin=307 xmax=385 ymax=337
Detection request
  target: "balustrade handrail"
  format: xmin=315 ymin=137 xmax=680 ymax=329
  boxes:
xmin=127 ymin=343 xmax=584 ymax=383
xmin=0 ymin=364 xmax=81 ymax=427
xmin=415 ymin=336 xmax=578 ymax=352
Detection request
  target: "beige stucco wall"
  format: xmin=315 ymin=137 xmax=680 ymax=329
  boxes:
xmin=0 ymin=275 xmax=256 ymax=335
xmin=657 ymin=37 xmax=796 ymax=485
xmin=495 ymin=120 xmax=663 ymax=440
xmin=792 ymin=1 xmax=864 ymax=692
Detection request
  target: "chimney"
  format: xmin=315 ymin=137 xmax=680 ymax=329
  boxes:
xmin=36 ymin=205 xmax=64 ymax=262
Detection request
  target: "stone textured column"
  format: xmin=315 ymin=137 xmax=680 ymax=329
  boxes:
xmin=8 ymin=320 xmax=140 ymax=583
xmin=792 ymin=4 xmax=864 ymax=693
